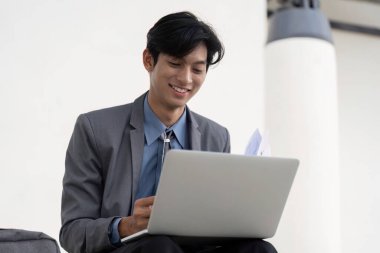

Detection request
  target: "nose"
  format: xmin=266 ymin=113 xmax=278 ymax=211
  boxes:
xmin=177 ymin=67 xmax=192 ymax=84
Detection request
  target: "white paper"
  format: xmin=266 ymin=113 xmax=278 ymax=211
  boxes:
xmin=256 ymin=130 xmax=271 ymax=156
xmin=244 ymin=129 xmax=271 ymax=156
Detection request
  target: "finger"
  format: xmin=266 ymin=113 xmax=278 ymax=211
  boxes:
xmin=135 ymin=217 xmax=149 ymax=230
xmin=135 ymin=196 xmax=155 ymax=208
xmin=134 ymin=205 xmax=152 ymax=218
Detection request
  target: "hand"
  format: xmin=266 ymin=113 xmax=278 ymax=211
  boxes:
xmin=118 ymin=196 xmax=155 ymax=237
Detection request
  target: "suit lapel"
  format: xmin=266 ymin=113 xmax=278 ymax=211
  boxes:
xmin=129 ymin=93 xmax=146 ymax=206
xmin=188 ymin=109 xmax=202 ymax=151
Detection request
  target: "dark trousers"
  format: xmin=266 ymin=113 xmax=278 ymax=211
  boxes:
xmin=111 ymin=235 xmax=277 ymax=253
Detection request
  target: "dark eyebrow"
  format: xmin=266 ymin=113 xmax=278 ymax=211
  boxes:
xmin=168 ymin=56 xmax=206 ymax=66
xmin=193 ymin=60 xmax=206 ymax=65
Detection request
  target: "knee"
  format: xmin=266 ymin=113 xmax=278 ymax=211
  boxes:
xmin=138 ymin=235 xmax=182 ymax=253
xmin=230 ymin=239 xmax=277 ymax=253
xmin=251 ymin=239 xmax=277 ymax=253
xmin=142 ymin=235 xmax=174 ymax=246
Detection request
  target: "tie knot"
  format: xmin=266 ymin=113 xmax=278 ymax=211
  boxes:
xmin=161 ymin=130 xmax=174 ymax=143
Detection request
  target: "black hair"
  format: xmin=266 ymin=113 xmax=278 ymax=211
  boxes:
xmin=146 ymin=11 xmax=224 ymax=70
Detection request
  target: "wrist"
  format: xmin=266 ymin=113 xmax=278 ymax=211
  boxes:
xmin=118 ymin=217 xmax=133 ymax=237
xmin=109 ymin=217 xmax=122 ymax=246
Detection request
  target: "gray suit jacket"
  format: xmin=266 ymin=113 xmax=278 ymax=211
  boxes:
xmin=60 ymin=93 xmax=230 ymax=253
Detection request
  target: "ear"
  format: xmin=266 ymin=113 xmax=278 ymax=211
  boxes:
xmin=143 ymin=49 xmax=154 ymax=72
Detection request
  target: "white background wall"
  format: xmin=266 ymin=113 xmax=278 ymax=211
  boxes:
xmin=1 ymin=1 xmax=379 ymax=253
xmin=0 ymin=0 xmax=266 ymax=249
xmin=333 ymin=29 xmax=380 ymax=253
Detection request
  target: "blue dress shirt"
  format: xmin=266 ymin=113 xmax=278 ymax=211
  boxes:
xmin=109 ymin=95 xmax=188 ymax=245
xmin=135 ymin=95 xmax=188 ymax=199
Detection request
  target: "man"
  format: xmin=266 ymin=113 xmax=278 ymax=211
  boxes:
xmin=60 ymin=11 xmax=277 ymax=253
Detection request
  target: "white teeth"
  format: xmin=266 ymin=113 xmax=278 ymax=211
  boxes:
xmin=171 ymin=85 xmax=188 ymax=93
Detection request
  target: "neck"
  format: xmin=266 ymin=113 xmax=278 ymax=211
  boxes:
xmin=154 ymin=107 xmax=184 ymax=127
xmin=147 ymin=94 xmax=185 ymax=128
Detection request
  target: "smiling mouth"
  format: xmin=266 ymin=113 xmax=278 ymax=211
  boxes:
xmin=169 ymin=84 xmax=190 ymax=94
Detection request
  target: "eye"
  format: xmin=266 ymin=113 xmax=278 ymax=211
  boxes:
xmin=168 ymin=61 xmax=180 ymax=67
xmin=193 ymin=68 xmax=203 ymax=74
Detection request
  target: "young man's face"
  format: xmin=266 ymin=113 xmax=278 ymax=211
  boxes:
xmin=144 ymin=42 xmax=208 ymax=113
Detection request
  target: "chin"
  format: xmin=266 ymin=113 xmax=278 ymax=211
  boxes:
xmin=167 ymin=101 xmax=187 ymax=110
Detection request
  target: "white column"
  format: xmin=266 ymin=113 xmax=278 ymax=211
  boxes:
xmin=265 ymin=38 xmax=341 ymax=253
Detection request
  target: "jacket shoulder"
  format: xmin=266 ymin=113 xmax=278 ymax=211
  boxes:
xmin=84 ymin=103 xmax=132 ymax=123
xmin=190 ymin=111 xmax=230 ymax=152
xmin=74 ymin=103 xmax=134 ymax=140
xmin=190 ymin=111 xmax=228 ymax=133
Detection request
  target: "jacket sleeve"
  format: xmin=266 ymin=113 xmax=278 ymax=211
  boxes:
xmin=60 ymin=114 xmax=117 ymax=253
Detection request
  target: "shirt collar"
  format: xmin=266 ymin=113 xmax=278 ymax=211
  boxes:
xmin=144 ymin=95 xmax=187 ymax=148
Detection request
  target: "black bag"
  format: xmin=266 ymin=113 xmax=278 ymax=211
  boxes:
xmin=0 ymin=229 xmax=60 ymax=253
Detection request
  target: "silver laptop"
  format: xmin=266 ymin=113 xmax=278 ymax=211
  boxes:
xmin=121 ymin=150 xmax=299 ymax=244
